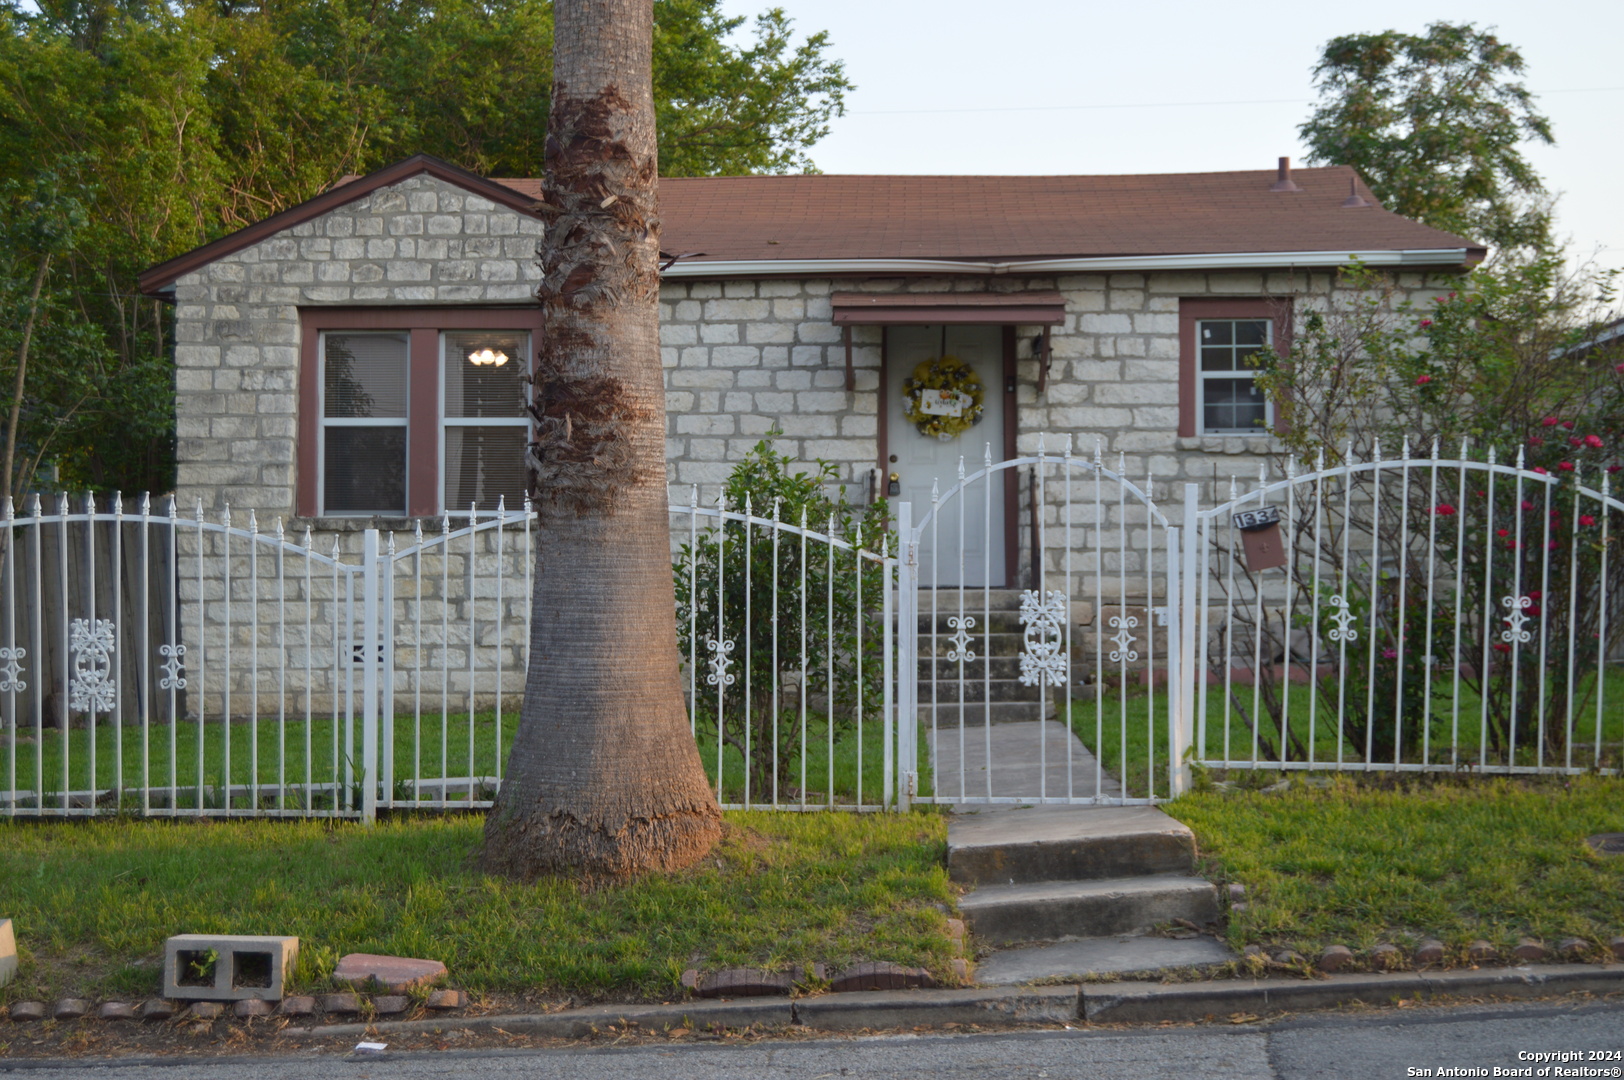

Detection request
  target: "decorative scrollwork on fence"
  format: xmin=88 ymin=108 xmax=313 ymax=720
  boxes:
xmin=1108 ymin=614 xmax=1140 ymax=664
xmin=946 ymin=615 xmax=976 ymax=664
xmin=1018 ymin=589 xmax=1068 ymax=688
xmin=1501 ymin=595 xmax=1534 ymax=645
xmin=158 ymin=643 xmax=187 ymax=691
xmin=68 ymin=618 xmax=117 ymax=713
xmin=0 ymin=645 xmax=25 ymax=693
xmin=1327 ymin=595 xmax=1358 ymax=643
xmin=705 ymin=637 xmax=736 ymax=688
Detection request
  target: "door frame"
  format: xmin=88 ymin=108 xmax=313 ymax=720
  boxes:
xmin=877 ymin=323 xmax=1020 ymax=587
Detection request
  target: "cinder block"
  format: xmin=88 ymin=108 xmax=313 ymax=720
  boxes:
xmin=162 ymin=934 xmax=298 ymax=1001
xmin=0 ymin=919 xmax=15 ymax=988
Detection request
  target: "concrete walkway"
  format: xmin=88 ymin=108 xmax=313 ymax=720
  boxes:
xmin=927 ymin=720 xmax=1122 ymax=802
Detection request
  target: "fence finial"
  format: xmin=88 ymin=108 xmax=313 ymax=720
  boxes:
xmin=957 ymin=455 xmax=965 ymax=481
xmin=1286 ymin=455 xmax=1297 ymax=480
xmin=1229 ymin=474 xmax=1238 ymax=500
xmin=1515 ymin=444 xmax=1525 ymax=469
xmin=113 ymin=490 xmax=123 ymax=516
xmin=1401 ymin=436 xmax=1411 ymax=460
xmin=984 ymin=441 xmax=993 ymax=466
xmin=1430 ymin=436 xmax=1440 ymax=460
xmin=744 ymin=491 xmax=752 ymax=519
xmin=497 ymin=494 xmax=506 ymax=517
xmin=931 ymin=477 xmax=940 ymax=505
xmin=58 ymin=491 xmax=68 ymax=515
xmin=413 ymin=519 xmax=422 ymax=545
xmin=1037 ymin=432 xmax=1046 ymax=458
xmin=1372 ymin=437 xmax=1382 ymax=463
xmin=276 ymin=516 xmax=285 ymax=541
xmin=139 ymin=491 xmax=151 ymax=517
xmin=3 ymin=495 xmax=11 ymax=521
xmin=771 ymin=495 xmax=781 ymax=523
xmin=387 ymin=531 xmax=396 ymax=557
xmin=195 ymin=498 xmax=204 ymax=524
xmin=30 ymin=492 xmax=41 ymax=518
xmin=1486 ymin=444 xmax=1498 ymax=466
xmin=1118 ymin=450 xmax=1127 ymax=475
xmin=223 ymin=503 xmax=231 ymax=529
xmin=1094 ymin=435 xmax=1103 ymax=464
xmin=1315 ymin=447 xmax=1325 ymax=474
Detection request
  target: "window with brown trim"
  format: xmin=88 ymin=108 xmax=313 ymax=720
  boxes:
xmin=1177 ymin=298 xmax=1291 ymax=438
xmin=298 ymin=308 xmax=542 ymax=518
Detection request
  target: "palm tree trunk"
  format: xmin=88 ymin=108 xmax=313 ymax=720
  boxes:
xmin=481 ymin=0 xmax=721 ymax=880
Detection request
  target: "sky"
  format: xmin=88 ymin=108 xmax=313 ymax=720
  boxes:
xmin=718 ymin=0 xmax=1624 ymax=280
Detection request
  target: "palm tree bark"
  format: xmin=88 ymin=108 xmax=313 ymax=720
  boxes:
xmin=481 ymin=0 xmax=720 ymax=880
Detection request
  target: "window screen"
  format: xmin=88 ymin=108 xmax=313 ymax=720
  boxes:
xmin=322 ymin=333 xmax=408 ymax=514
xmin=1198 ymin=319 xmax=1271 ymax=433
xmin=443 ymin=331 xmax=529 ymax=512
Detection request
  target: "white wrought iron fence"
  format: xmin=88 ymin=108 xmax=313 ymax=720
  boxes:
xmin=672 ymin=489 xmax=899 ymax=811
xmin=0 ymin=494 xmax=531 ymax=820
xmin=1189 ymin=442 xmax=1624 ymax=777
xmin=897 ymin=441 xmax=1186 ymax=808
xmin=6 ymin=439 xmax=1621 ymax=825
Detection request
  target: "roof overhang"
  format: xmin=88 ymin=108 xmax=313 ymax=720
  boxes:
xmin=138 ymin=154 xmax=542 ymax=297
xmin=665 ymin=248 xmax=1481 ymax=280
xmin=832 ymin=291 xmax=1065 ymax=325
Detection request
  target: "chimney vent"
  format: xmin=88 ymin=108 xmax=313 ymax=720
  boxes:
xmin=1270 ymin=156 xmax=1301 ymax=192
xmin=1341 ymin=178 xmax=1372 ymax=208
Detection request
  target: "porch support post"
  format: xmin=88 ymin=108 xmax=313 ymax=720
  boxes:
xmin=843 ymin=325 xmax=855 ymax=392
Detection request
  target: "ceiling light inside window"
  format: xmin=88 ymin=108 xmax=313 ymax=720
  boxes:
xmin=468 ymin=348 xmax=509 ymax=367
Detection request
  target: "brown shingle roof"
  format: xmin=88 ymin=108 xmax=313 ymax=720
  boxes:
xmin=140 ymin=156 xmax=1482 ymax=295
xmin=640 ymin=168 xmax=1477 ymax=263
xmin=501 ymin=166 xmax=1477 ymax=264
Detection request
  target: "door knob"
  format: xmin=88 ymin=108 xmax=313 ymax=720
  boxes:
xmin=887 ymin=472 xmax=901 ymax=497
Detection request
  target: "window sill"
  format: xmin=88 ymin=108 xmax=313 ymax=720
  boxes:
xmin=289 ymin=513 xmax=531 ymax=533
xmin=1176 ymin=434 xmax=1280 ymax=455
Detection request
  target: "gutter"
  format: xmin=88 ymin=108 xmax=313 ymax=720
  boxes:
xmin=660 ymin=248 xmax=1477 ymax=278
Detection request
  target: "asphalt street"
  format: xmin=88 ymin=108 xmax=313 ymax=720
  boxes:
xmin=2 ymin=999 xmax=1620 ymax=1079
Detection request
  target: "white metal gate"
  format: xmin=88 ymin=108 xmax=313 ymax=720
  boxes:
xmin=0 ymin=494 xmax=531 ymax=821
xmin=894 ymin=441 xmax=1187 ymax=807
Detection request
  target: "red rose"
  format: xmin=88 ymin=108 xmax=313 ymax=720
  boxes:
xmin=1581 ymin=514 xmax=1597 ymax=527
xmin=1586 ymin=434 xmax=1605 ymax=449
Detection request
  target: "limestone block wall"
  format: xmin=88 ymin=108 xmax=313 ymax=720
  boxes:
xmin=173 ymin=519 xmax=530 ymax=722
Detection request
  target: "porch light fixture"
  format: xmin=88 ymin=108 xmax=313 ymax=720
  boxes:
xmin=467 ymin=348 xmax=509 ymax=366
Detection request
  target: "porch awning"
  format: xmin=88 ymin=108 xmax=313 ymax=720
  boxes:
xmin=830 ymin=291 xmax=1066 ymax=325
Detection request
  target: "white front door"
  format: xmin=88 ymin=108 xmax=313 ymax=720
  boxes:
xmin=886 ymin=324 xmax=1007 ymax=587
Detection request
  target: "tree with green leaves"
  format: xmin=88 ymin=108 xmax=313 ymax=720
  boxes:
xmin=1299 ymin=22 xmax=1555 ymax=256
xmin=0 ymin=0 xmax=851 ymax=495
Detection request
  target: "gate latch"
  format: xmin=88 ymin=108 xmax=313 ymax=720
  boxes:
xmin=1232 ymin=505 xmax=1286 ymax=571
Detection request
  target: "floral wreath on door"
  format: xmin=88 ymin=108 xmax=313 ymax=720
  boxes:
xmin=902 ymin=357 xmax=985 ymax=441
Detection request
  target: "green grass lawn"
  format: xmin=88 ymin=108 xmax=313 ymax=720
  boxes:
xmin=1170 ymin=774 xmax=1624 ymax=959
xmin=1068 ymin=668 xmax=1624 ymax=800
xmin=0 ymin=810 xmax=953 ymax=1004
xmin=3 ymin=707 xmax=918 ymax=812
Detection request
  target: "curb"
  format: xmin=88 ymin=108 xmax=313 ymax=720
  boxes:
xmin=277 ymin=964 xmax=1624 ymax=1039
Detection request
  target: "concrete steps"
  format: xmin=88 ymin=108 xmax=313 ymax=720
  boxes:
xmin=948 ymin=802 xmax=1231 ymax=983
xmin=959 ymin=876 xmax=1219 ymax=944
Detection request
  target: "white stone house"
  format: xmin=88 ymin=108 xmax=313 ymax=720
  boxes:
xmin=139 ymin=153 xmax=1480 ymax=588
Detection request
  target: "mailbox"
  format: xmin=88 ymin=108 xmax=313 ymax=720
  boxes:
xmin=1232 ymin=504 xmax=1286 ymax=571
